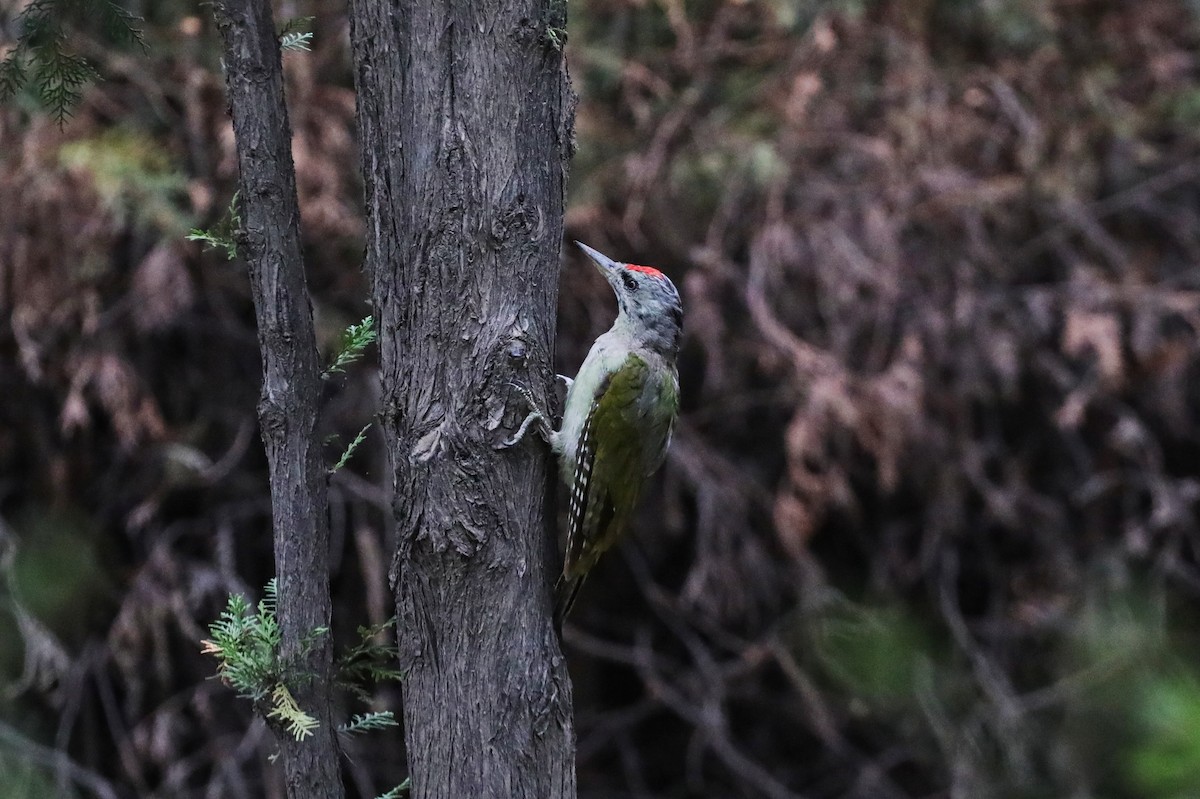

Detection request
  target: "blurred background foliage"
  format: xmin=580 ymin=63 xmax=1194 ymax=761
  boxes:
xmin=3 ymin=0 xmax=1200 ymax=797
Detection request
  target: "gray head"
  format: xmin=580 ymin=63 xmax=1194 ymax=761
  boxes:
xmin=576 ymin=241 xmax=683 ymax=357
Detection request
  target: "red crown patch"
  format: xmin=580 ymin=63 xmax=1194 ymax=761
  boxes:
xmin=627 ymin=264 xmax=663 ymax=277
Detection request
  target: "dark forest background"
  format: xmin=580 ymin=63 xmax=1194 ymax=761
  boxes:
xmin=4 ymin=1 xmax=1200 ymax=797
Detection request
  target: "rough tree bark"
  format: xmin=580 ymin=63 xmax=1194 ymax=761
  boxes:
xmin=348 ymin=1 xmax=577 ymax=796
xmin=214 ymin=2 xmax=343 ymax=797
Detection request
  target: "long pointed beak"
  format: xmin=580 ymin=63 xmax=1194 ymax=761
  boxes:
xmin=575 ymin=241 xmax=620 ymax=278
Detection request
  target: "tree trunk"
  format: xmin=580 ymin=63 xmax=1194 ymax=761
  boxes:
xmin=214 ymin=2 xmax=343 ymax=796
xmin=348 ymin=1 xmax=577 ymax=796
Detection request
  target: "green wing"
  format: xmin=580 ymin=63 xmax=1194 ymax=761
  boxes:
xmin=562 ymin=353 xmax=654 ymax=581
xmin=556 ymin=353 xmax=678 ymax=623
xmin=648 ymin=369 xmax=679 ymax=475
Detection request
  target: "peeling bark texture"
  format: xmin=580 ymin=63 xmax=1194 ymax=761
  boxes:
xmin=214 ymin=2 xmax=343 ymax=797
xmin=348 ymin=1 xmax=577 ymax=796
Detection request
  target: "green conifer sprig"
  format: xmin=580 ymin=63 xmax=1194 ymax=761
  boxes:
xmin=323 ymin=316 xmax=378 ymax=379
xmin=279 ymin=31 xmax=313 ymax=52
xmin=0 ymin=0 xmax=145 ymax=125
xmin=330 ymin=424 xmax=371 ymax=474
xmin=202 ymin=579 xmax=322 ymax=739
xmin=339 ymin=711 xmax=399 ymax=736
xmin=205 ymin=583 xmax=402 ymax=741
xmin=375 ymin=781 xmax=411 ymax=799
xmin=187 ymin=192 xmax=241 ymax=261
xmin=278 ymin=16 xmax=314 ymax=52
xmin=336 ymin=619 xmax=404 ymax=702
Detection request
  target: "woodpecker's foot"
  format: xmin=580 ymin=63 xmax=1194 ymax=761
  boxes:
xmin=508 ymin=381 xmax=540 ymax=412
xmin=500 ymin=382 xmax=553 ymax=448
xmin=556 ymin=374 xmax=574 ymax=391
xmin=503 ymin=410 xmax=549 ymax=448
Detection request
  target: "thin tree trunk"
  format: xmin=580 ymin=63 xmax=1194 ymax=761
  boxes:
xmin=213 ymin=2 xmax=343 ymax=796
xmin=348 ymin=1 xmax=577 ymax=796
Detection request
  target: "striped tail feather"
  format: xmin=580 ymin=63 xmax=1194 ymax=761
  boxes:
xmin=554 ymin=573 xmax=587 ymax=629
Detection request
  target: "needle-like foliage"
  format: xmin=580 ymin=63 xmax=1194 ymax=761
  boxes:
xmin=323 ymin=316 xmax=378 ymax=379
xmin=202 ymin=580 xmax=322 ymax=740
xmin=0 ymin=0 xmax=144 ymax=125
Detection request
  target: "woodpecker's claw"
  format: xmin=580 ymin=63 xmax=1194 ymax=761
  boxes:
xmin=507 ymin=381 xmax=540 ymax=411
xmin=556 ymin=374 xmax=574 ymax=391
xmin=500 ymin=381 xmax=553 ymax=448
xmin=502 ymin=411 xmax=547 ymax=448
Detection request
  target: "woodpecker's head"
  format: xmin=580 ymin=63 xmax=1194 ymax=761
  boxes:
xmin=576 ymin=241 xmax=683 ymax=356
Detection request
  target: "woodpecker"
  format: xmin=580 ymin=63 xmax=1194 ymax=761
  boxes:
xmin=506 ymin=241 xmax=682 ymax=624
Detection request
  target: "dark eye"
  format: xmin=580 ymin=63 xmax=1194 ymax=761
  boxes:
xmin=621 ymin=273 xmax=639 ymax=291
